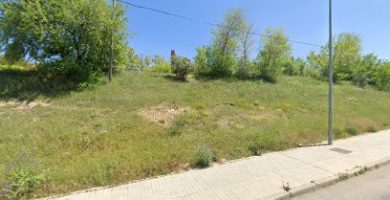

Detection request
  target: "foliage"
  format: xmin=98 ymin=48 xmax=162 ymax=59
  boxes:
xmin=307 ymin=33 xmax=362 ymax=82
xmin=333 ymin=33 xmax=362 ymax=81
xmin=171 ymin=56 xmax=193 ymax=81
xmin=145 ymin=55 xmax=171 ymax=74
xmin=169 ymin=115 xmax=189 ymax=136
xmin=0 ymin=0 xmax=129 ymax=83
xmin=283 ymin=57 xmax=307 ymax=76
xmin=126 ymin=47 xmax=144 ymax=71
xmin=194 ymin=9 xmax=248 ymax=78
xmin=248 ymin=130 xmax=286 ymax=155
xmin=372 ymin=62 xmax=390 ymax=91
xmin=1 ymin=72 xmax=389 ymax=197
xmin=193 ymin=145 xmax=217 ymax=168
xmin=10 ymin=169 xmax=45 ymax=200
xmin=255 ymin=28 xmax=291 ymax=82
xmin=236 ymin=24 xmax=255 ymax=79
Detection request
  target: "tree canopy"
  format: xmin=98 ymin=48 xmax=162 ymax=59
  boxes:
xmin=0 ymin=0 xmax=128 ymax=82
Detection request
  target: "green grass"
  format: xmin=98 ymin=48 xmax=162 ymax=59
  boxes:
xmin=0 ymin=70 xmax=389 ymax=198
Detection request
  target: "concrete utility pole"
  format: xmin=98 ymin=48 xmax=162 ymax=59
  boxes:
xmin=109 ymin=0 xmax=116 ymax=82
xmin=328 ymin=0 xmax=333 ymax=145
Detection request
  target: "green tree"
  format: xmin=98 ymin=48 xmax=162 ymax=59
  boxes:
xmin=0 ymin=0 xmax=128 ymax=83
xmin=126 ymin=47 xmax=143 ymax=71
xmin=283 ymin=57 xmax=307 ymax=76
xmin=372 ymin=62 xmax=390 ymax=91
xmin=236 ymin=25 xmax=255 ymax=79
xmin=306 ymin=33 xmax=362 ymax=82
xmin=333 ymin=33 xmax=362 ymax=80
xmin=255 ymin=28 xmax=291 ymax=82
xmin=194 ymin=9 xmax=248 ymax=78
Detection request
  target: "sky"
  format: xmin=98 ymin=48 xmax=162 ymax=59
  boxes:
xmin=123 ymin=0 xmax=390 ymax=60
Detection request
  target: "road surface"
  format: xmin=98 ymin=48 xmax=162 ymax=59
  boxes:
xmin=294 ymin=164 xmax=390 ymax=200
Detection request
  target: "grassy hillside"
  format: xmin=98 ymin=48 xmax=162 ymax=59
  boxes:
xmin=1 ymin=71 xmax=389 ymax=198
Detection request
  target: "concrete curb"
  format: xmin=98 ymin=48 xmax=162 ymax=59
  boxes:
xmin=267 ymin=156 xmax=390 ymax=200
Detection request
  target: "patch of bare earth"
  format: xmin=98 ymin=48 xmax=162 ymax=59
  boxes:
xmin=137 ymin=105 xmax=189 ymax=127
xmin=0 ymin=100 xmax=50 ymax=110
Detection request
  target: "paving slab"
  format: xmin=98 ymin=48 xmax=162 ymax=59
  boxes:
xmin=41 ymin=129 xmax=390 ymax=200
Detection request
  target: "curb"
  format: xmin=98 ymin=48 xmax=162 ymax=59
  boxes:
xmin=266 ymin=156 xmax=390 ymax=200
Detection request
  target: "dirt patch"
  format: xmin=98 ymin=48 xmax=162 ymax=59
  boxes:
xmin=137 ymin=105 xmax=189 ymax=127
xmin=349 ymin=117 xmax=377 ymax=129
xmin=0 ymin=100 xmax=50 ymax=110
xmin=247 ymin=112 xmax=278 ymax=121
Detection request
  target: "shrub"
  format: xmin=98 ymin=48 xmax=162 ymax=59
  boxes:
xmin=2 ymin=168 xmax=46 ymax=200
xmin=171 ymin=56 xmax=193 ymax=81
xmin=169 ymin=115 xmax=188 ymax=136
xmin=372 ymin=63 xmax=390 ymax=91
xmin=236 ymin=59 xmax=253 ymax=79
xmin=345 ymin=126 xmax=357 ymax=136
xmin=193 ymin=145 xmax=217 ymax=168
xmin=148 ymin=64 xmax=172 ymax=74
xmin=352 ymin=72 xmax=369 ymax=88
xmin=366 ymin=126 xmax=377 ymax=133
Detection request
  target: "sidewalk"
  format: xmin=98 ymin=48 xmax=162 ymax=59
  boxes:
xmin=44 ymin=129 xmax=390 ymax=200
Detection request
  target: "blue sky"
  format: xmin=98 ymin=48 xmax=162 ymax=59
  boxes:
xmin=123 ymin=0 xmax=390 ymax=60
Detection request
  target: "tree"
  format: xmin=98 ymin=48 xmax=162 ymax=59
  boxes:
xmin=126 ymin=47 xmax=143 ymax=71
xmin=255 ymin=28 xmax=291 ymax=82
xmin=283 ymin=57 xmax=307 ymax=76
xmin=236 ymin=25 xmax=255 ymax=79
xmin=372 ymin=62 xmax=390 ymax=91
xmin=306 ymin=33 xmax=362 ymax=82
xmin=194 ymin=9 xmax=249 ymax=78
xmin=0 ymin=0 xmax=128 ymax=83
xmin=333 ymin=33 xmax=362 ymax=80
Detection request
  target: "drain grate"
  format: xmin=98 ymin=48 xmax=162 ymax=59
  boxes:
xmin=329 ymin=148 xmax=352 ymax=154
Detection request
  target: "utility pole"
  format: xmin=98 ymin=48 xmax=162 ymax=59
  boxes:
xmin=109 ymin=0 xmax=116 ymax=82
xmin=328 ymin=0 xmax=333 ymax=145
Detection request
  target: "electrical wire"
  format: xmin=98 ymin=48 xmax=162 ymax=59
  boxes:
xmin=117 ymin=0 xmax=323 ymax=47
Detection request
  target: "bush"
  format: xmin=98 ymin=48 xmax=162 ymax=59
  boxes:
xmin=366 ymin=126 xmax=377 ymax=133
xmin=171 ymin=56 xmax=193 ymax=81
xmin=194 ymin=47 xmax=237 ymax=79
xmin=147 ymin=64 xmax=171 ymax=74
xmin=345 ymin=126 xmax=357 ymax=136
xmin=236 ymin=59 xmax=253 ymax=79
xmin=193 ymin=145 xmax=217 ymax=168
xmin=372 ymin=63 xmax=390 ymax=91
xmin=169 ymin=115 xmax=188 ymax=136
xmin=352 ymin=72 xmax=369 ymax=88
xmin=1 ymin=168 xmax=46 ymax=200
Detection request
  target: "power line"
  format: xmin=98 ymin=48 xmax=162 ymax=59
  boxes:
xmin=117 ymin=0 xmax=323 ymax=47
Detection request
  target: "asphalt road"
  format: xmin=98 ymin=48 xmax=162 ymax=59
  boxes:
xmin=294 ymin=164 xmax=390 ymax=200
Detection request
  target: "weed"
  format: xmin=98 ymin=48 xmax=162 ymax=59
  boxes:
xmin=193 ymin=145 xmax=217 ymax=168
xmin=248 ymin=130 xmax=285 ymax=155
xmin=169 ymin=115 xmax=188 ymax=136
xmin=2 ymin=168 xmax=46 ymax=200
xmin=366 ymin=126 xmax=377 ymax=133
xmin=345 ymin=126 xmax=358 ymax=136
xmin=0 ymin=72 xmax=389 ymax=197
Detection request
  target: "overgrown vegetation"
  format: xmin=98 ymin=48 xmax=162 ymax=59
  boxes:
xmin=0 ymin=3 xmax=389 ymax=199
xmin=0 ymin=71 xmax=389 ymax=198
xmin=0 ymin=0 xmax=128 ymax=84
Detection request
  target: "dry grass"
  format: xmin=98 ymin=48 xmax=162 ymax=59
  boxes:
xmin=0 ymin=71 xmax=389 ymax=198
